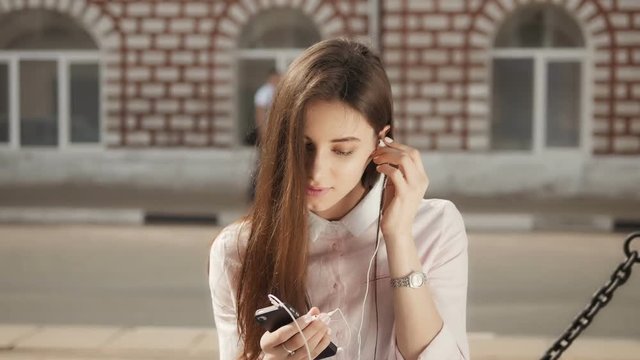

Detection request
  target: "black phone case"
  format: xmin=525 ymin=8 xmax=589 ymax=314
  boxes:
xmin=255 ymin=303 xmax=338 ymax=359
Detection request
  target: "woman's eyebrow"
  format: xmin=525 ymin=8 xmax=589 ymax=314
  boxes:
xmin=304 ymin=136 xmax=361 ymax=143
xmin=331 ymin=137 xmax=360 ymax=143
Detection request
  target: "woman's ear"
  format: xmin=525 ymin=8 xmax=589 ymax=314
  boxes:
xmin=378 ymin=125 xmax=391 ymax=141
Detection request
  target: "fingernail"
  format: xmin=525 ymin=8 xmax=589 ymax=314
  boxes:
xmin=303 ymin=314 xmax=315 ymax=324
xmin=327 ymin=328 xmax=332 ymax=336
xmin=384 ymin=136 xmax=393 ymax=143
xmin=319 ymin=314 xmax=331 ymax=325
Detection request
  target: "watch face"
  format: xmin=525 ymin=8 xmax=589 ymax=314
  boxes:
xmin=409 ymin=273 xmax=424 ymax=288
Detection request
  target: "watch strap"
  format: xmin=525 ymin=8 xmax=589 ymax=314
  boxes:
xmin=390 ymin=271 xmax=426 ymax=288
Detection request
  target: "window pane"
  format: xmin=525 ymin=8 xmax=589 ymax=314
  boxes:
xmin=70 ymin=63 xmax=100 ymax=143
xmin=238 ymin=8 xmax=321 ymax=49
xmin=0 ymin=64 xmax=8 ymax=143
xmin=546 ymin=62 xmax=581 ymax=147
xmin=491 ymin=59 xmax=534 ymax=150
xmin=495 ymin=3 xmax=584 ymax=48
xmin=20 ymin=60 xmax=58 ymax=146
xmin=238 ymin=59 xmax=276 ymax=145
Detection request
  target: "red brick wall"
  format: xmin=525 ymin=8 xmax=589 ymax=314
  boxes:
xmin=1 ymin=0 xmax=638 ymax=154
xmin=382 ymin=0 xmax=480 ymax=151
xmin=383 ymin=0 xmax=640 ymax=154
xmin=97 ymin=0 xmax=368 ymax=147
xmin=592 ymin=0 xmax=640 ymax=154
xmin=104 ymin=1 xmax=222 ymax=147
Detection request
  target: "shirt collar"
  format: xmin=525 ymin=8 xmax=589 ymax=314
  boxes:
xmin=308 ymin=175 xmax=384 ymax=242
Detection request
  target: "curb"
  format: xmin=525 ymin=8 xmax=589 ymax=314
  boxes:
xmin=0 ymin=207 xmax=638 ymax=232
xmin=462 ymin=213 xmax=640 ymax=232
xmin=0 ymin=208 xmax=144 ymax=225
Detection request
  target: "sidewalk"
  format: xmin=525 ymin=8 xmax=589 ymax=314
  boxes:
xmin=0 ymin=184 xmax=639 ymax=232
xmin=1 ymin=325 xmax=639 ymax=360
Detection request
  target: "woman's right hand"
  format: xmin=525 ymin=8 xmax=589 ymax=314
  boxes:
xmin=260 ymin=307 xmax=333 ymax=360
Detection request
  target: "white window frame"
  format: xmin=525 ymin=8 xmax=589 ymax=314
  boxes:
xmin=490 ymin=48 xmax=592 ymax=156
xmin=233 ymin=48 xmax=306 ymax=147
xmin=0 ymin=50 xmax=103 ymax=150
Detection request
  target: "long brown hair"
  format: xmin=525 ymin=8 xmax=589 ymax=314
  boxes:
xmin=236 ymin=38 xmax=394 ymax=359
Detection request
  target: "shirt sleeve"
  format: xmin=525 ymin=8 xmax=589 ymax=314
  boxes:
xmin=254 ymin=85 xmax=272 ymax=107
xmin=209 ymin=226 xmax=243 ymax=360
xmin=390 ymin=200 xmax=470 ymax=360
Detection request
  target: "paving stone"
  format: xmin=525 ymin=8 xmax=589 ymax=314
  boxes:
xmin=0 ymin=325 xmax=39 ymax=349
xmin=14 ymin=327 xmax=120 ymax=350
xmin=104 ymin=327 xmax=207 ymax=351
xmin=189 ymin=329 xmax=218 ymax=354
xmin=470 ymin=336 xmax=640 ymax=360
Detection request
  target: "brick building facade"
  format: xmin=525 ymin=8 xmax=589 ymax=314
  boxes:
xmin=382 ymin=0 xmax=640 ymax=154
xmin=1 ymin=0 xmax=639 ymax=200
xmin=0 ymin=0 xmax=638 ymax=153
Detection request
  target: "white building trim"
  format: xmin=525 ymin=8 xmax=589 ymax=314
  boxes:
xmin=0 ymin=50 xmax=102 ymax=151
xmin=491 ymin=48 xmax=591 ymax=156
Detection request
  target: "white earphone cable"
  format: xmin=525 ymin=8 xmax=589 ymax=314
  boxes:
xmin=268 ymin=294 xmax=314 ymax=359
xmin=356 ymin=173 xmax=386 ymax=360
xmin=268 ymin=150 xmax=387 ymax=359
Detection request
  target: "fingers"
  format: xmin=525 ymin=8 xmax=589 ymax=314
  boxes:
xmin=285 ymin=319 xmax=322 ymax=351
xmin=375 ymin=137 xmax=424 ymax=166
xmin=260 ymin=307 xmax=320 ymax=352
xmin=285 ymin=313 xmax=328 ymax=351
xmin=312 ymin=332 xmax=333 ymax=358
xmin=373 ymin=138 xmax=428 ymax=188
xmin=373 ymin=150 xmax=419 ymax=183
xmin=381 ymin=136 xmax=420 ymax=162
xmin=376 ymin=163 xmax=407 ymax=193
xmin=260 ymin=308 xmax=334 ymax=360
xmin=268 ymin=317 xmax=311 ymax=346
xmin=290 ymin=324 xmax=330 ymax=360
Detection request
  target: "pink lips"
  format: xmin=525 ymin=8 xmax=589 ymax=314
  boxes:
xmin=307 ymin=186 xmax=330 ymax=197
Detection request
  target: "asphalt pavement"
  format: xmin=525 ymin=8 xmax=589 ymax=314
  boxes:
xmin=1 ymin=225 xmax=639 ymax=359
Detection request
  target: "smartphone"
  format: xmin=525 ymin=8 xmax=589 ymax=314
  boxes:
xmin=255 ymin=303 xmax=338 ymax=359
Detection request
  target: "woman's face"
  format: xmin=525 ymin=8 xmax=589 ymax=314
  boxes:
xmin=304 ymin=99 xmax=381 ymax=220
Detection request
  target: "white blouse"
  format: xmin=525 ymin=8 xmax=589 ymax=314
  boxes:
xmin=209 ymin=177 xmax=470 ymax=359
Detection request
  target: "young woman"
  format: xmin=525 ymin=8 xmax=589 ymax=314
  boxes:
xmin=209 ymin=38 xmax=469 ymax=360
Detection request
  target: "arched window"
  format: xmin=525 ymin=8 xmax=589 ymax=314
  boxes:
xmin=236 ymin=7 xmax=321 ymax=145
xmin=0 ymin=9 xmax=100 ymax=148
xmin=491 ymin=3 xmax=587 ymax=152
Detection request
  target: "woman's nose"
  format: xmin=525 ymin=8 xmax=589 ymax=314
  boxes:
xmin=308 ymin=151 xmax=327 ymax=181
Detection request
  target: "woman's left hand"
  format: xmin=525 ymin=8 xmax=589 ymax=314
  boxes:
xmin=371 ymin=137 xmax=429 ymax=241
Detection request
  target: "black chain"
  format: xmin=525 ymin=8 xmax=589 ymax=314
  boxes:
xmin=541 ymin=232 xmax=640 ymax=360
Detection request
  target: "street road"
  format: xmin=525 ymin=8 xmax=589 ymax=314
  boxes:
xmin=1 ymin=224 xmax=638 ymax=339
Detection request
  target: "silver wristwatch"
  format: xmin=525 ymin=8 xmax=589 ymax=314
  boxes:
xmin=390 ymin=271 xmax=427 ymax=288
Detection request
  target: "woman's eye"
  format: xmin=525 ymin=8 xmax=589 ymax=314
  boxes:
xmin=334 ymin=149 xmax=354 ymax=156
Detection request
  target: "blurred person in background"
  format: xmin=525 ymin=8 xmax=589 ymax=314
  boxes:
xmin=254 ymin=68 xmax=281 ymax=145
xmin=249 ymin=68 xmax=281 ymax=200
xmin=209 ymin=38 xmax=469 ymax=360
